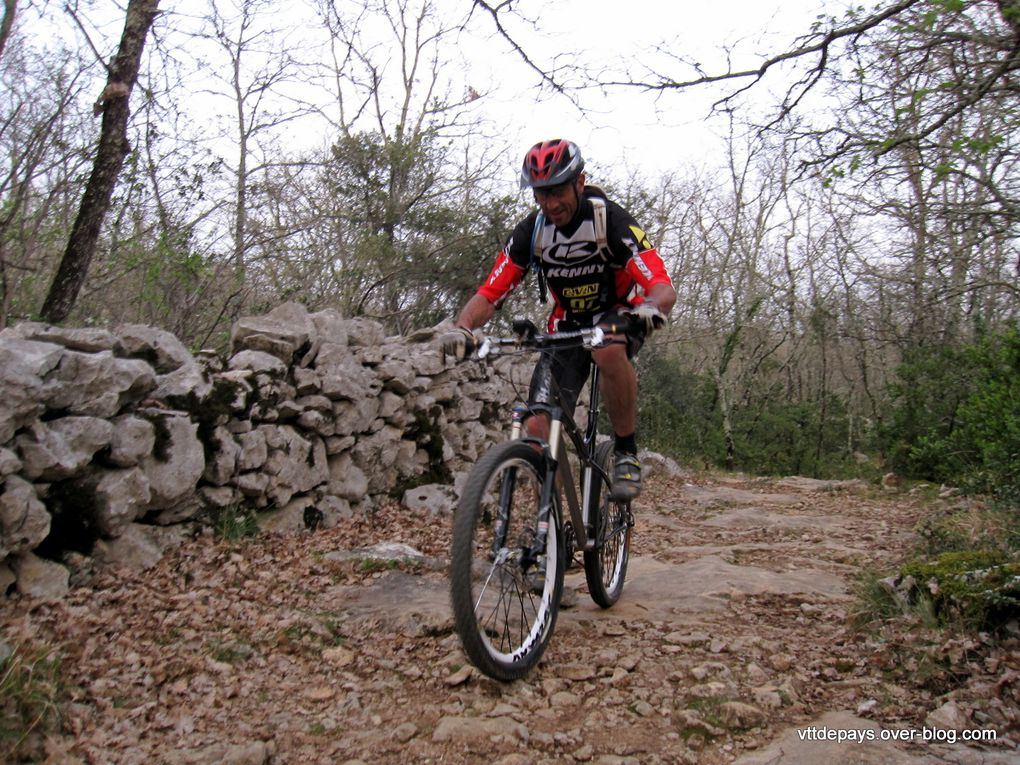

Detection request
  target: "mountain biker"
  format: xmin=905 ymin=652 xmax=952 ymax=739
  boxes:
xmin=440 ymin=139 xmax=676 ymax=501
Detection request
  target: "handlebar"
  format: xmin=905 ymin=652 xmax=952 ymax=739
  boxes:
xmin=474 ymin=316 xmax=640 ymax=359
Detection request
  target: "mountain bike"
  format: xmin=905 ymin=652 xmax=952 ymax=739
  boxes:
xmin=449 ymin=318 xmax=636 ymax=681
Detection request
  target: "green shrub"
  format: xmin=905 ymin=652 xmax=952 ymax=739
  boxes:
xmin=635 ymin=353 xmax=723 ymax=464
xmin=728 ymin=396 xmax=857 ymax=478
xmin=902 ymin=326 xmax=1020 ymax=504
xmin=900 ymin=550 xmax=1020 ymax=631
xmin=209 ymin=505 xmax=260 ymax=541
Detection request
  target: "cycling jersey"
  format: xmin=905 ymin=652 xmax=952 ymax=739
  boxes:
xmin=476 ymin=189 xmax=673 ymax=330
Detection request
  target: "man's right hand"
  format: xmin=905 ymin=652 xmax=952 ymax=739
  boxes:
xmin=439 ymin=327 xmax=477 ymax=362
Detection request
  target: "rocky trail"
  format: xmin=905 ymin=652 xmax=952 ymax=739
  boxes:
xmin=4 ymin=469 xmax=1019 ymax=764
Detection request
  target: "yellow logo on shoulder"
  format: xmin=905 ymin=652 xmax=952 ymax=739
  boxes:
xmin=629 ymin=225 xmax=652 ymax=250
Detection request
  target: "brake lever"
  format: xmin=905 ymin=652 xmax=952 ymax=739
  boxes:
xmin=584 ymin=326 xmax=606 ymax=349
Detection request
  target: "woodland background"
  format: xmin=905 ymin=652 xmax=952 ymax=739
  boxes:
xmin=1 ymin=0 xmax=1018 ymax=500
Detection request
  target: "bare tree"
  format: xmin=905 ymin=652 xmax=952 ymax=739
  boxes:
xmin=0 ymin=0 xmax=16 ymax=63
xmin=192 ymin=0 xmax=312 ymax=276
xmin=305 ymin=0 xmax=508 ymax=332
xmin=40 ymin=0 xmax=161 ymax=323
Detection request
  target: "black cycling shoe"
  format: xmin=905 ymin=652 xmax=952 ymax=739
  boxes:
xmin=611 ymin=453 xmax=642 ymax=501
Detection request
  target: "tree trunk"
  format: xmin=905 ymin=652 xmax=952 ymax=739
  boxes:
xmin=0 ymin=1 xmax=17 ymax=63
xmin=39 ymin=0 xmax=160 ymax=324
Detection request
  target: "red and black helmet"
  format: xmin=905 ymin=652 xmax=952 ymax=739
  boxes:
xmin=519 ymin=139 xmax=585 ymax=189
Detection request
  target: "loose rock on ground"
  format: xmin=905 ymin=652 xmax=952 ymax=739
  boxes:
xmin=2 ymin=471 xmax=1018 ymax=764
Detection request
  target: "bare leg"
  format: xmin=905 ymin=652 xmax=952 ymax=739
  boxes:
xmin=591 ymin=342 xmax=637 ymax=439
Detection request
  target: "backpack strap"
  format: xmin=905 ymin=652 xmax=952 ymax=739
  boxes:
xmin=530 ymin=212 xmax=548 ymax=304
xmin=590 ymin=196 xmax=608 ymax=260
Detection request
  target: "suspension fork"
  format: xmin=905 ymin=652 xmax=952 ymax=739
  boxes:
xmin=493 ymin=405 xmax=562 ymax=566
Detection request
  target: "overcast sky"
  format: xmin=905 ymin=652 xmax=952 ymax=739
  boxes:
xmin=37 ymin=0 xmax=848 ymax=184
xmin=454 ymin=0 xmax=843 ymax=178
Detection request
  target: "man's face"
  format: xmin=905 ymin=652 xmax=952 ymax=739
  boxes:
xmin=534 ymin=175 xmax=584 ymax=227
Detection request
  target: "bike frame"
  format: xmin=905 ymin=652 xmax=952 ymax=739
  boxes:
xmin=475 ymin=322 xmax=631 ymax=569
xmin=509 ymin=360 xmax=610 ymax=563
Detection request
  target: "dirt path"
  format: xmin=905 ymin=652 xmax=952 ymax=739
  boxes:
xmin=3 ymin=471 xmax=1018 ymax=764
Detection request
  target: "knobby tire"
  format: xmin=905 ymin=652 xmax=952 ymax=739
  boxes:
xmin=449 ymin=441 xmax=564 ymax=681
xmin=583 ymin=440 xmax=631 ymax=608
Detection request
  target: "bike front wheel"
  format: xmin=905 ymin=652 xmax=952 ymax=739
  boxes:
xmin=583 ymin=440 xmax=632 ymax=608
xmin=449 ymin=440 xmax=564 ymax=681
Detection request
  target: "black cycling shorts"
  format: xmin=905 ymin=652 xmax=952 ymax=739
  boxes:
xmin=526 ymin=310 xmax=644 ymax=418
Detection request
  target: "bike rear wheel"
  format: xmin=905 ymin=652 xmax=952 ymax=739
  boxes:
xmin=583 ymin=440 xmax=632 ymax=608
xmin=449 ymin=440 xmax=564 ymax=681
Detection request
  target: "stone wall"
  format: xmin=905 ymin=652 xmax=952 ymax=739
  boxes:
xmin=0 ymin=302 xmax=531 ymax=597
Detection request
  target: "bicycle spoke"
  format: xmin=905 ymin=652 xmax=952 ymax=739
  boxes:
xmin=450 ymin=442 xmax=563 ymax=680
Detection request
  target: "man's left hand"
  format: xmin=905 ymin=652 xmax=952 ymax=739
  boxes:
xmin=622 ymin=302 xmax=667 ymax=335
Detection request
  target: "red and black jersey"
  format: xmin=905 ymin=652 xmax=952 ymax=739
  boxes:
xmin=476 ymin=190 xmax=673 ymax=330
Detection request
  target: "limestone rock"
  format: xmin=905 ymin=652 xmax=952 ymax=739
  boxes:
xmin=231 ymin=301 xmax=315 ymax=362
xmin=401 ymin=483 xmax=457 ymax=515
xmin=139 ymin=414 xmax=204 ymax=511
xmin=90 ymin=467 xmax=152 ymax=536
xmin=0 ymin=338 xmax=61 ymax=442
xmin=0 ymin=448 xmax=21 ymax=478
xmin=11 ymin=552 xmax=69 ymax=599
xmin=92 ymin=523 xmax=164 ymax=570
xmin=15 ymin=416 xmax=113 ymax=480
xmin=328 ymin=453 xmax=369 ymax=501
xmin=108 ymin=415 xmax=156 ymax=467
xmin=115 ymin=323 xmax=194 ymax=373
xmin=0 ymin=475 xmax=51 ymax=557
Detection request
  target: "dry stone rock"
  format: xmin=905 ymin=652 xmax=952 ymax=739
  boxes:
xmin=0 ymin=310 xmax=536 ymax=574
xmin=0 ymin=448 xmax=21 ymax=478
xmin=90 ymin=467 xmax=152 ymax=536
xmin=115 ymin=324 xmax=194 ymax=372
xmin=150 ymin=495 xmax=202 ymax=526
xmin=318 ymin=355 xmax=382 ymax=401
xmin=151 ymin=361 xmax=212 ymax=402
xmin=0 ymin=338 xmax=61 ymax=442
xmin=258 ymin=495 xmax=330 ymax=534
xmin=108 ymin=415 xmax=156 ymax=467
xmin=308 ymin=308 xmax=348 ymax=352
xmin=199 ymin=485 xmax=240 ymax=508
xmin=231 ymin=301 xmax=315 ymax=362
xmin=139 ymin=414 xmax=204 ymax=511
xmin=343 ymin=317 xmax=386 ymax=347
xmin=235 ymin=472 xmax=270 ymax=498
xmin=11 ymin=551 xmax=69 ymax=599
xmin=6 ymin=322 xmax=120 ymax=353
xmin=228 ymin=350 xmax=287 ymax=376
xmin=0 ymin=475 xmax=50 ymax=556
xmin=203 ymin=426 xmax=240 ymax=485
xmin=328 ymin=453 xmax=369 ymax=501
xmin=236 ymin=429 xmax=268 ymax=471
xmin=210 ymin=370 xmax=254 ymax=412
xmin=376 ymin=357 xmax=416 ymax=394
xmin=402 ymin=484 xmax=456 ymax=515
xmin=260 ymin=425 xmax=328 ymax=506
xmin=92 ymin=522 xmax=164 ymax=570
xmin=42 ymin=350 xmax=155 ymax=417
xmin=15 ymin=416 xmax=113 ymax=480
